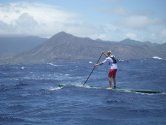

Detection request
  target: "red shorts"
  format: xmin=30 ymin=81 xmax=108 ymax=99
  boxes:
xmin=108 ymin=69 xmax=117 ymax=78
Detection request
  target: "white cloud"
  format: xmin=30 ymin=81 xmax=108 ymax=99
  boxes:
xmin=0 ymin=2 xmax=121 ymax=40
xmin=14 ymin=13 xmax=38 ymax=34
xmin=0 ymin=2 xmax=77 ymax=37
xmin=122 ymin=15 xmax=151 ymax=29
xmin=161 ymin=29 xmax=166 ymax=37
xmin=125 ymin=32 xmax=138 ymax=40
xmin=113 ymin=7 xmax=128 ymax=16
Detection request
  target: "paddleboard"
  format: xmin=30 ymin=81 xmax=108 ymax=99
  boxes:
xmin=111 ymin=88 xmax=161 ymax=94
xmin=58 ymin=84 xmax=161 ymax=94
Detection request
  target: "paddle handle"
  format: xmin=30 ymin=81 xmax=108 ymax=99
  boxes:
xmin=83 ymin=52 xmax=103 ymax=85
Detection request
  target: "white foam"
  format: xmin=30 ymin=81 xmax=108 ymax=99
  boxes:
xmin=47 ymin=63 xmax=58 ymax=67
xmin=21 ymin=66 xmax=25 ymax=70
xmin=152 ymin=56 xmax=162 ymax=60
xmin=49 ymin=86 xmax=63 ymax=91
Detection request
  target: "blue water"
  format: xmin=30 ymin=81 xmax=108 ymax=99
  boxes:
xmin=0 ymin=58 xmax=166 ymax=125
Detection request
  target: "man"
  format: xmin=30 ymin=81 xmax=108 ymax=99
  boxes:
xmin=95 ymin=51 xmax=118 ymax=89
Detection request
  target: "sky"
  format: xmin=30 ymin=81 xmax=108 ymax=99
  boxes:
xmin=0 ymin=0 xmax=166 ymax=43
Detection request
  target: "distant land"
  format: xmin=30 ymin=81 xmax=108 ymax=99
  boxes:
xmin=1 ymin=32 xmax=166 ymax=64
xmin=0 ymin=36 xmax=47 ymax=58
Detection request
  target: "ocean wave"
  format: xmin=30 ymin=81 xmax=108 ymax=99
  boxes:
xmin=22 ymin=73 xmax=82 ymax=81
xmin=48 ymin=86 xmax=64 ymax=91
xmin=152 ymin=56 xmax=163 ymax=60
xmin=0 ymin=115 xmax=25 ymax=122
xmin=47 ymin=63 xmax=59 ymax=67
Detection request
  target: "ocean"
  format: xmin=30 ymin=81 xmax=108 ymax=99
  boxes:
xmin=0 ymin=58 xmax=166 ymax=125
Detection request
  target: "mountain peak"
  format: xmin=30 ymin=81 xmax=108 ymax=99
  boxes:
xmin=46 ymin=31 xmax=75 ymax=45
xmin=56 ymin=31 xmax=69 ymax=35
xmin=120 ymin=38 xmax=138 ymax=43
xmin=120 ymin=38 xmax=146 ymax=46
xmin=53 ymin=31 xmax=73 ymax=38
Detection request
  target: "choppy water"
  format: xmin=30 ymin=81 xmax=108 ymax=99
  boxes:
xmin=0 ymin=58 xmax=166 ymax=125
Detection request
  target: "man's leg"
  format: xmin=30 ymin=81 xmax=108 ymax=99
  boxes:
xmin=113 ymin=69 xmax=117 ymax=88
xmin=108 ymin=77 xmax=113 ymax=88
xmin=113 ymin=78 xmax=116 ymax=88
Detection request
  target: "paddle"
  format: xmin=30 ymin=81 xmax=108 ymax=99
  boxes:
xmin=83 ymin=52 xmax=103 ymax=85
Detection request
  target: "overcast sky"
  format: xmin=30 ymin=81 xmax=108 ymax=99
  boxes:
xmin=0 ymin=0 xmax=166 ymax=43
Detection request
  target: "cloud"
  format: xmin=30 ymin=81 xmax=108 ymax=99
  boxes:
xmin=0 ymin=2 xmax=123 ymax=41
xmin=161 ymin=29 xmax=166 ymax=37
xmin=0 ymin=2 xmax=77 ymax=37
xmin=0 ymin=2 xmax=165 ymax=43
xmin=112 ymin=7 xmax=128 ymax=16
xmin=122 ymin=15 xmax=151 ymax=29
xmin=15 ymin=13 xmax=38 ymax=33
xmin=125 ymin=32 xmax=138 ymax=40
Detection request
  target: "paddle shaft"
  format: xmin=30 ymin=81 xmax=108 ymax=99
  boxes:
xmin=83 ymin=53 xmax=103 ymax=85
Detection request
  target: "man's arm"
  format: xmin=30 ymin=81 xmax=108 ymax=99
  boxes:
xmin=95 ymin=57 xmax=107 ymax=67
xmin=95 ymin=62 xmax=104 ymax=66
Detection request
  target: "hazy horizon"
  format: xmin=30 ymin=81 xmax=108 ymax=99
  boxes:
xmin=0 ymin=0 xmax=166 ymax=43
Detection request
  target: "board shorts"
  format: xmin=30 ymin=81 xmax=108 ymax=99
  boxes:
xmin=108 ymin=69 xmax=117 ymax=78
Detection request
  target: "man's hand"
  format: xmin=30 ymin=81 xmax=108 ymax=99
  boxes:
xmin=95 ymin=64 xmax=99 ymax=67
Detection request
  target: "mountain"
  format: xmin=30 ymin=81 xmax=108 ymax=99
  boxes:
xmin=0 ymin=36 xmax=47 ymax=58
xmin=2 ymin=32 xmax=166 ymax=64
